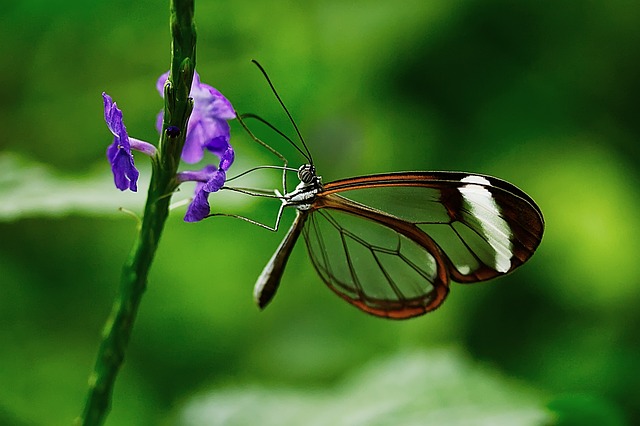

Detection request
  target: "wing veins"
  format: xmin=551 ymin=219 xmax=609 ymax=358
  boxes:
xmin=319 ymin=209 xmax=435 ymax=306
xmin=312 ymin=210 xmax=366 ymax=297
xmin=370 ymin=250 xmax=407 ymax=303
xmin=448 ymin=221 xmax=493 ymax=273
xmin=415 ymin=220 xmax=452 ymax=226
xmin=476 ymin=187 xmax=543 ymax=243
xmin=320 ymin=209 xmax=407 ymax=300
xmin=458 ymin=207 xmax=513 ymax=261
xmin=308 ymin=212 xmax=333 ymax=282
xmin=397 ymin=251 xmax=436 ymax=284
xmin=338 ymin=212 xmax=442 ymax=303
xmin=339 ymin=231 xmax=367 ymax=300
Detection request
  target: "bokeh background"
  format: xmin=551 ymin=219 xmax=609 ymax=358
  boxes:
xmin=1 ymin=0 xmax=639 ymax=425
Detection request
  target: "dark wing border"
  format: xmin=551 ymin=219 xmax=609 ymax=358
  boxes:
xmin=306 ymin=192 xmax=451 ymax=319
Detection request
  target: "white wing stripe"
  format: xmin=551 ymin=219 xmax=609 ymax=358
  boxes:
xmin=459 ymin=175 xmax=513 ymax=273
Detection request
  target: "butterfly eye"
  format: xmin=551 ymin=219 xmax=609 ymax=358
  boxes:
xmin=297 ymin=164 xmax=316 ymax=184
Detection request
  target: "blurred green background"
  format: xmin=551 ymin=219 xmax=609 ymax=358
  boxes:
xmin=1 ymin=0 xmax=639 ymax=425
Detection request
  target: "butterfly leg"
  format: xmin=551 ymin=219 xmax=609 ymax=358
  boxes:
xmin=207 ymin=200 xmax=287 ymax=232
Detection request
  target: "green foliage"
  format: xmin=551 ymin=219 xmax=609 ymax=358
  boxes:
xmin=0 ymin=153 xmax=146 ymax=221
xmin=178 ymin=349 xmax=550 ymax=426
xmin=548 ymin=393 xmax=627 ymax=426
xmin=1 ymin=0 xmax=638 ymax=425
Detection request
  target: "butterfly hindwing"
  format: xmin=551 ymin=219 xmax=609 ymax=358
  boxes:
xmin=302 ymin=204 xmax=450 ymax=319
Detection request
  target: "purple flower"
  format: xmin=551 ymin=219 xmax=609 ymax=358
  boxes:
xmin=103 ymin=71 xmax=236 ymax=222
xmin=103 ymin=93 xmax=139 ymax=191
xmin=179 ymin=165 xmax=227 ymax=222
xmin=217 ymin=145 xmax=235 ymax=172
xmin=156 ymin=71 xmax=236 ymax=164
xmin=157 ymin=71 xmax=237 ymax=222
xmin=178 ymin=145 xmax=235 ymax=222
xmin=185 ymin=181 xmax=213 ymax=223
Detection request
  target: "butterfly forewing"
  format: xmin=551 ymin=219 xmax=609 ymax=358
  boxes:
xmin=302 ymin=207 xmax=450 ymax=319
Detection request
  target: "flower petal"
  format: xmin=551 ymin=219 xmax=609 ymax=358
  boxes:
xmin=202 ymin=119 xmax=231 ymax=152
xmin=103 ymin=92 xmax=139 ymax=192
xmin=181 ymin=112 xmax=207 ymax=163
xmin=177 ymin=165 xmax=225 ymax=222
xmin=219 ymin=146 xmax=235 ymax=171
xmin=107 ymin=141 xmax=139 ymax=191
xmin=184 ymin=183 xmax=210 ymax=222
xmin=203 ymin=169 xmax=226 ymax=193
xmin=103 ymin=93 xmax=127 ymax=144
xmin=155 ymin=110 xmax=164 ymax=134
xmin=176 ymin=164 xmax=218 ymax=184
xmin=192 ymin=83 xmax=236 ymax=120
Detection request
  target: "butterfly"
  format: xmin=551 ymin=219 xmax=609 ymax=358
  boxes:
xmin=226 ymin=61 xmax=544 ymax=320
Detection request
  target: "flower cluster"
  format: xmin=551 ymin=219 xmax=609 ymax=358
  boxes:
xmin=103 ymin=71 xmax=236 ymax=222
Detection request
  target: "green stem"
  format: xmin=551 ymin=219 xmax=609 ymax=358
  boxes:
xmin=78 ymin=1 xmax=196 ymax=425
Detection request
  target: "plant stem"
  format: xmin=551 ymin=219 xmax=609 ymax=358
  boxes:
xmin=78 ymin=1 xmax=196 ymax=425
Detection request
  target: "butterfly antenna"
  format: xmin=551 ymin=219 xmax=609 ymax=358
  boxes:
xmin=251 ymin=59 xmax=314 ymax=166
xmin=240 ymin=113 xmax=310 ymax=162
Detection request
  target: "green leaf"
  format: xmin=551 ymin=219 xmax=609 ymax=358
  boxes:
xmin=547 ymin=393 xmax=627 ymax=426
xmin=178 ymin=349 xmax=550 ymax=426
xmin=0 ymin=152 xmax=147 ymax=221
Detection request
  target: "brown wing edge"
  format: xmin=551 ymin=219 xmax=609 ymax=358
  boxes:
xmin=306 ymin=193 xmax=451 ymax=319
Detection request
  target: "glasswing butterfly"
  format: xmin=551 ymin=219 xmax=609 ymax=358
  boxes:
xmin=223 ymin=61 xmax=544 ymax=320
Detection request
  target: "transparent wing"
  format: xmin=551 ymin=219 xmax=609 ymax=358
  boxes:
xmin=302 ymin=206 xmax=450 ymax=319
xmin=318 ymin=172 xmax=544 ymax=284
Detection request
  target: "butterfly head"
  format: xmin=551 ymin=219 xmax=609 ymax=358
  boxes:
xmin=297 ymin=164 xmax=320 ymax=186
